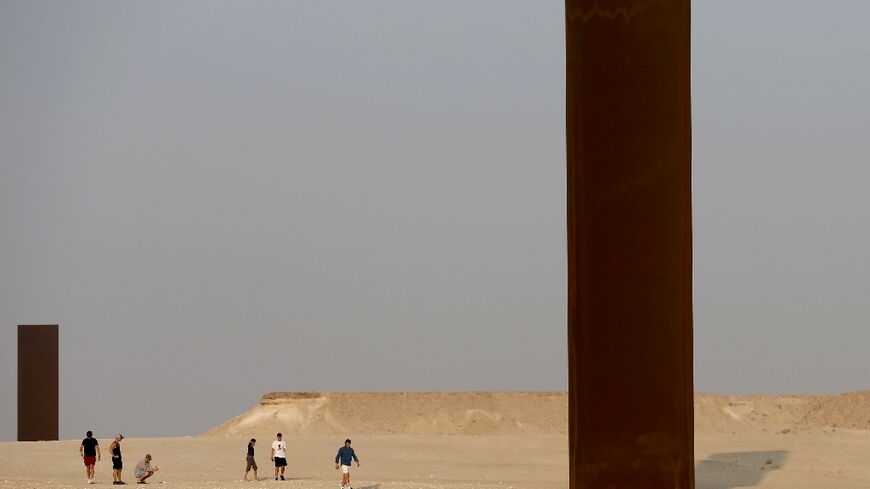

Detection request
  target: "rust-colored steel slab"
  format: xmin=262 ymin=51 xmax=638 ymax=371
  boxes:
xmin=18 ymin=325 xmax=59 ymax=441
xmin=566 ymin=1 xmax=694 ymax=488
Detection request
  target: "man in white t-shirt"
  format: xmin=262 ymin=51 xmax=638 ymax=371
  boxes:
xmin=271 ymin=433 xmax=288 ymax=481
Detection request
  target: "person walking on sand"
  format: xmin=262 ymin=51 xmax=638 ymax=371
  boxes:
xmin=79 ymin=430 xmax=101 ymax=484
xmin=243 ymin=438 xmax=258 ymax=481
xmin=271 ymin=433 xmax=288 ymax=481
xmin=109 ymin=434 xmax=126 ymax=485
xmin=134 ymin=454 xmax=158 ymax=484
xmin=334 ymin=438 xmax=360 ymax=489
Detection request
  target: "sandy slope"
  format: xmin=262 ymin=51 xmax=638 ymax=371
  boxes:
xmin=206 ymin=392 xmax=567 ymax=437
xmin=207 ymin=391 xmax=870 ymax=437
xmin=694 ymin=391 xmax=870 ymax=434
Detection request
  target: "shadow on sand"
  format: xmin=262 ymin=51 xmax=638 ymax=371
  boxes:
xmin=355 ymin=485 xmax=381 ymax=489
xmin=696 ymin=450 xmax=787 ymax=489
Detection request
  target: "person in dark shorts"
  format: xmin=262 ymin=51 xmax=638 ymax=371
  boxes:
xmin=80 ymin=430 xmax=101 ymax=484
xmin=109 ymin=434 xmax=126 ymax=485
xmin=271 ymin=433 xmax=288 ymax=480
xmin=334 ymin=438 xmax=360 ymax=489
xmin=243 ymin=438 xmax=258 ymax=481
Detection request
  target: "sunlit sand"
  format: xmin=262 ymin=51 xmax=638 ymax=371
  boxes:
xmin=2 ymin=392 xmax=869 ymax=488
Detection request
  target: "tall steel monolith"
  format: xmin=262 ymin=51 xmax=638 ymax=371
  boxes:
xmin=566 ymin=1 xmax=694 ymax=487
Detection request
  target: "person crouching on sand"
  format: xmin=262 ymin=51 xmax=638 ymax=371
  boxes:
xmin=80 ymin=430 xmax=101 ymax=484
xmin=335 ymin=438 xmax=360 ymax=489
xmin=134 ymin=454 xmax=158 ymax=484
xmin=244 ymin=438 xmax=258 ymax=481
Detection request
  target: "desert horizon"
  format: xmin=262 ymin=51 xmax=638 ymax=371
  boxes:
xmin=4 ymin=1 xmax=870 ymax=488
xmin=2 ymin=391 xmax=870 ymax=488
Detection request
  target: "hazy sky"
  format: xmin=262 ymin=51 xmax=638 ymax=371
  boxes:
xmin=1 ymin=0 xmax=869 ymax=441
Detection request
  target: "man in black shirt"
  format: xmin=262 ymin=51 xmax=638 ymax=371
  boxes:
xmin=109 ymin=434 xmax=125 ymax=485
xmin=243 ymin=438 xmax=258 ymax=481
xmin=79 ymin=430 xmax=100 ymax=484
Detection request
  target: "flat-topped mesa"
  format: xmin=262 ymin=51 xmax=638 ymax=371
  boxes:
xmin=260 ymin=392 xmax=328 ymax=403
xmin=206 ymin=391 xmax=870 ymax=437
xmin=207 ymin=392 xmax=568 ymax=436
xmin=260 ymin=391 xmax=563 ymax=399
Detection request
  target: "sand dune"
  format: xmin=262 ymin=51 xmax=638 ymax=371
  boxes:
xmin=695 ymin=391 xmax=870 ymax=434
xmin=797 ymin=391 xmax=870 ymax=431
xmin=206 ymin=391 xmax=870 ymax=436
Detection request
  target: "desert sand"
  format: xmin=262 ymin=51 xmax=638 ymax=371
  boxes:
xmin=1 ymin=391 xmax=869 ymax=489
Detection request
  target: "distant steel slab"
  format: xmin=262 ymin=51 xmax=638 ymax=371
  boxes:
xmin=18 ymin=325 xmax=59 ymax=441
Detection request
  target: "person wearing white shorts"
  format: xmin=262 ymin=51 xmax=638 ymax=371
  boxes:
xmin=334 ymin=439 xmax=360 ymax=489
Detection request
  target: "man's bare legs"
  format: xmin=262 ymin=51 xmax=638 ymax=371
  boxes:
xmin=137 ymin=472 xmax=153 ymax=484
xmin=244 ymin=462 xmax=257 ymax=481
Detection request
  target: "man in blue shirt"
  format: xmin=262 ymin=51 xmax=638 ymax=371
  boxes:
xmin=334 ymin=439 xmax=360 ymax=489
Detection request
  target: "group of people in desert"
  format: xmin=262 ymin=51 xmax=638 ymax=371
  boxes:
xmin=78 ymin=432 xmax=155 ymax=485
xmin=79 ymin=431 xmax=360 ymax=487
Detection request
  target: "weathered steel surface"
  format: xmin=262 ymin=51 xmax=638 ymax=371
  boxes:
xmin=566 ymin=1 xmax=694 ymax=487
xmin=18 ymin=325 xmax=59 ymax=441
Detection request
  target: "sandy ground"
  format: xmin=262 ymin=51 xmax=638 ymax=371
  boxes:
xmin=0 ymin=435 xmax=566 ymax=489
xmin=2 ymin=431 xmax=870 ymax=489
xmin=695 ymin=430 xmax=870 ymax=489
